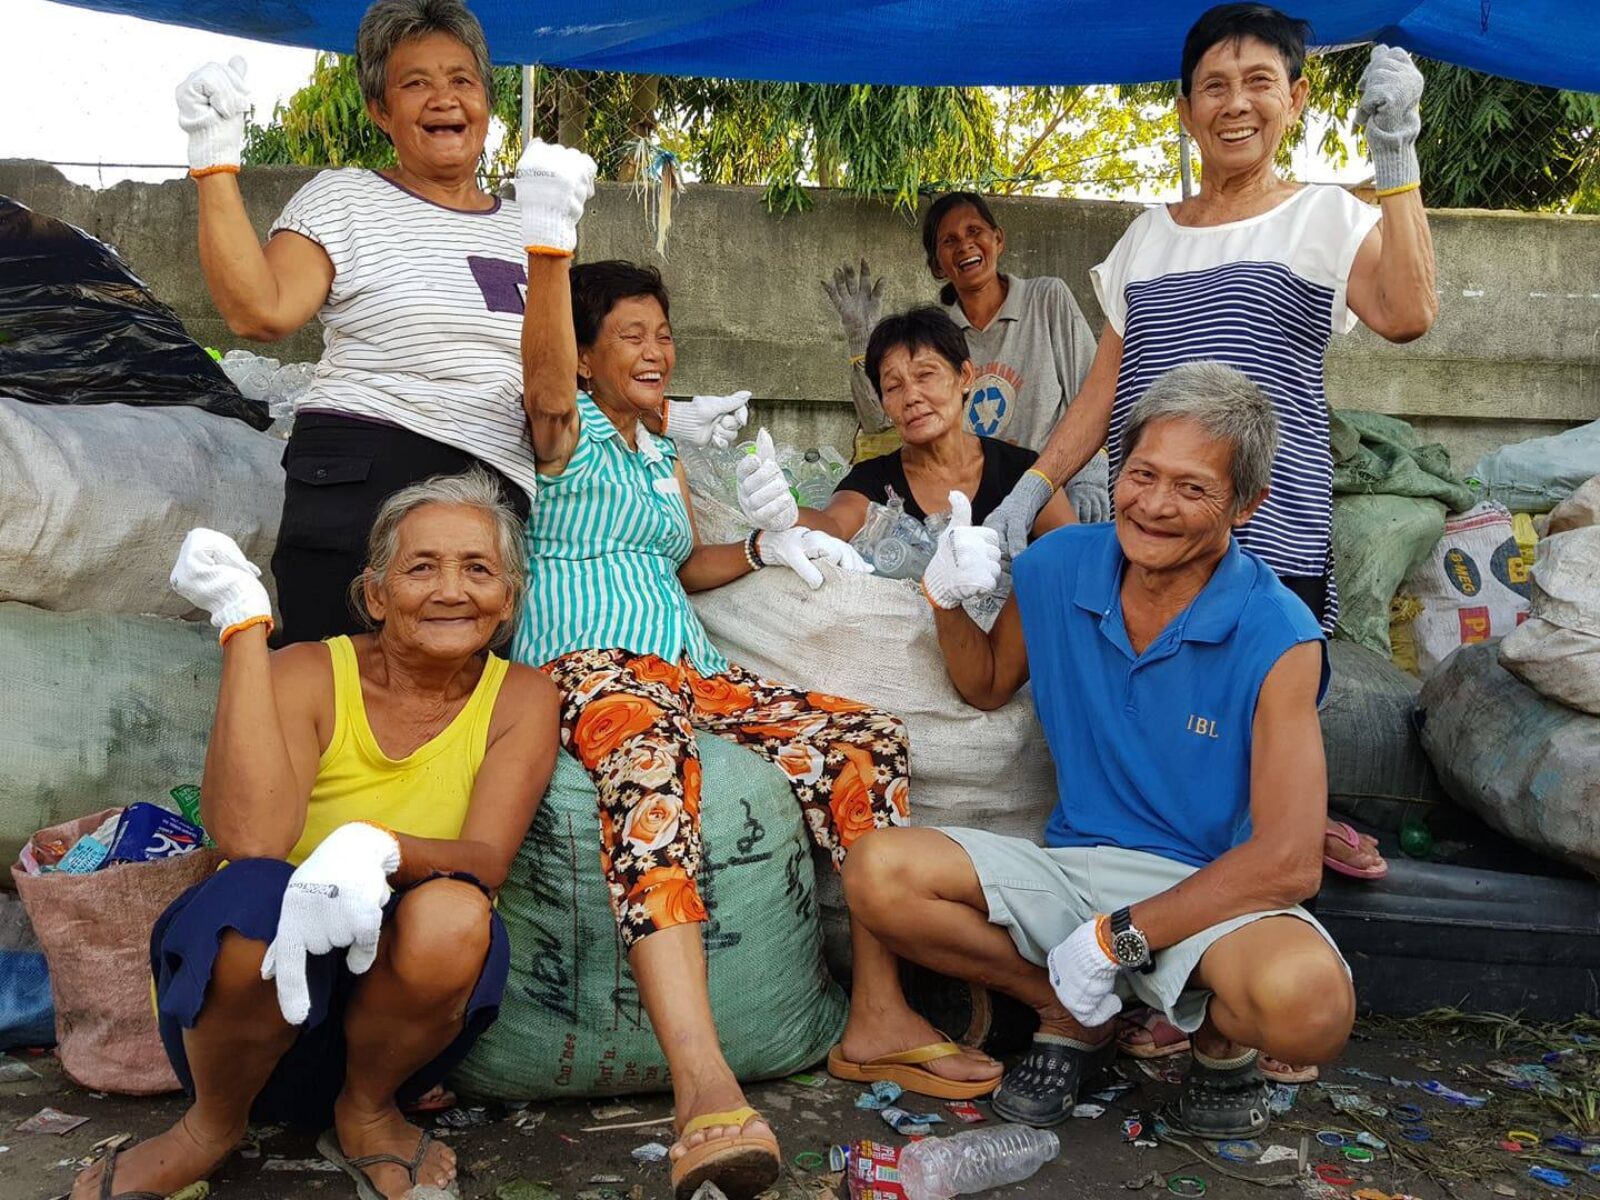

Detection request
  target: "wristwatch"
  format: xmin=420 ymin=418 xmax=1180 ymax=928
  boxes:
xmin=1109 ymin=906 xmax=1155 ymax=974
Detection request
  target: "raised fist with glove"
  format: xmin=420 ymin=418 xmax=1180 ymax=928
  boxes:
xmin=667 ymin=390 xmax=750 ymax=449
xmin=175 ymin=57 xmax=250 ymax=174
xmin=757 ymin=527 xmax=874 ymax=590
xmin=514 ymin=138 xmax=597 ymax=255
xmin=1065 ymin=451 xmax=1111 ymax=525
xmin=1046 ymin=914 xmax=1124 ymax=1028
xmin=261 ymin=821 xmax=402 ymax=1025
xmin=983 ymin=469 xmax=1055 ymax=560
xmin=1356 ymin=44 xmax=1425 ymax=197
xmin=736 ymin=428 xmax=799 ymax=531
xmin=923 ymin=492 xmax=1003 ymax=610
xmin=170 ymin=527 xmax=273 ymax=643
xmin=823 ymin=259 xmax=884 ymax=360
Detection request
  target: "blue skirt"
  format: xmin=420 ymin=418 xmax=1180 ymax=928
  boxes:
xmin=150 ymin=858 xmax=510 ymax=1128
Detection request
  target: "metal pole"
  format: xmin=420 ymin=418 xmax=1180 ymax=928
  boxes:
xmin=1178 ymin=125 xmax=1194 ymax=199
xmin=521 ymin=64 xmax=535 ymax=143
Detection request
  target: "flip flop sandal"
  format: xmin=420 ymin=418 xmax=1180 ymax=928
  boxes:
xmin=1259 ymin=1056 xmax=1319 ymax=1084
xmin=990 ymin=1033 xmax=1116 ymax=1127
xmin=669 ymin=1107 xmax=780 ymax=1200
xmin=89 ymin=1138 xmax=234 ymax=1199
xmin=827 ymin=1039 xmax=1001 ymax=1100
xmin=1323 ymin=821 xmax=1389 ymax=881
xmin=317 ymin=1127 xmax=458 ymax=1200
xmin=1115 ymin=1007 xmax=1192 ymax=1060
xmin=1167 ymin=1052 xmax=1271 ymax=1138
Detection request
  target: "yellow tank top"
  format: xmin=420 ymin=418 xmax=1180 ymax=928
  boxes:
xmin=288 ymin=636 xmax=510 ymax=866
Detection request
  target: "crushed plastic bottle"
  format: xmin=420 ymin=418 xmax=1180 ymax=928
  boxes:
xmin=219 ymin=350 xmax=315 ymax=420
xmin=851 ymin=492 xmax=938 ymax=580
xmin=898 ymin=1124 xmax=1060 ymax=1200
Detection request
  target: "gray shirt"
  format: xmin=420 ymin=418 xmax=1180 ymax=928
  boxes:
xmin=944 ymin=274 xmax=1098 ymax=453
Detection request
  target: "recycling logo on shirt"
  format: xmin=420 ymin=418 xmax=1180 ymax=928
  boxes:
xmin=966 ymin=363 xmax=1024 ymax=438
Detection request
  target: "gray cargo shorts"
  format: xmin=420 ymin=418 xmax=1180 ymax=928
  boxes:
xmin=937 ymin=827 xmax=1348 ymax=1034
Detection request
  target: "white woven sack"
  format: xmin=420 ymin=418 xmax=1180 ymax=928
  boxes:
xmin=0 ymin=399 xmax=284 ymax=618
xmin=691 ymin=568 xmax=1056 ymax=840
xmin=1499 ymin=527 xmax=1600 ymax=713
xmin=1402 ymin=501 xmax=1530 ymax=676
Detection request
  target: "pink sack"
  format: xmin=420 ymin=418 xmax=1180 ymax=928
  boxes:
xmin=12 ymin=808 xmax=221 ymax=1095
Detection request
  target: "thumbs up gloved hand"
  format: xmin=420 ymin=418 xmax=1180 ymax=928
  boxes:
xmin=923 ymin=492 xmax=1003 ymax=610
xmin=514 ymin=138 xmax=597 ymax=255
xmin=666 ymin=390 xmax=751 ymax=449
xmin=170 ymin=527 xmax=273 ymax=643
xmin=736 ymin=428 xmax=799 ymax=531
xmin=260 ymin=821 xmax=401 ymax=1026
xmin=175 ymin=57 xmax=250 ymax=173
xmin=757 ymin=527 xmax=874 ymax=589
xmin=1355 ymin=44 xmax=1425 ymax=196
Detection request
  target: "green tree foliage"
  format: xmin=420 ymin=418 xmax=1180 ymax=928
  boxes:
xmin=243 ymin=50 xmax=1600 ymax=214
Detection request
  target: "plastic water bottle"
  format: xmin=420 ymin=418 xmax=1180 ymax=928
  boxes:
xmin=898 ymin=1125 xmax=1060 ymax=1200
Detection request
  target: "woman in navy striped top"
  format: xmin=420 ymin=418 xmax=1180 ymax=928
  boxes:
xmin=981 ymin=2 xmax=1439 ymax=1061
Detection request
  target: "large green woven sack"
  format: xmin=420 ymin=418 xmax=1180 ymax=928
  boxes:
xmin=1331 ymin=493 xmax=1445 ymax=658
xmin=453 ymin=733 xmax=847 ymax=1100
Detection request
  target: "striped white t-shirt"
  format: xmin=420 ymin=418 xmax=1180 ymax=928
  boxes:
xmin=269 ymin=169 xmax=538 ymax=496
xmin=1090 ymin=185 xmax=1381 ymax=627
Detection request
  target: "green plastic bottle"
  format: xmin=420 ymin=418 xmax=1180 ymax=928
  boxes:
xmin=1399 ymin=818 xmax=1433 ymax=859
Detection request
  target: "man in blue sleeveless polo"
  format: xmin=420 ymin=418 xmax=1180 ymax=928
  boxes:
xmin=835 ymin=361 xmax=1352 ymax=1138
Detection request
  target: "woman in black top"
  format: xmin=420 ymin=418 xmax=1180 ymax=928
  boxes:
xmin=790 ymin=307 xmax=1075 ymax=543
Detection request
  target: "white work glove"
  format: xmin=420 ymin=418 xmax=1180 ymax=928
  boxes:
xmin=170 ymin=527 xmax=273 ymax=642
xmin=1355 ymin=44 xmax=1424 ymax=195
xmin=736 ymin=428 xmax=799 ymax=531
xmin=667 ymin=391 xmax=751 ymax=449
xmin=1065 ymin=452 xmax=1111 ymax=524
xmin=923 ymin=492 xmax=1003 ymax=610
xmin=261 ymin=822 xmax=402 ymax=1026
xmin=1046 ymin=915 xmax=1124 ymax=1029
xmin=983 ymin=469 xmax=1055 ymax=560
xmin=514 ymin=138 xmax=597 ymax=254
xmin=175 ymin=57 xmax=250 ymax=172
xmin=758 ymin=527 xmax=873 ymax=590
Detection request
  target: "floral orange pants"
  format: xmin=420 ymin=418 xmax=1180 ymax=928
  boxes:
xmin=544 ymin=648 xmax=911 ymax=948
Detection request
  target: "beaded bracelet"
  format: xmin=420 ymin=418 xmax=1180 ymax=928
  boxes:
xmin=744 ymin=529 xmax=766 ymax=571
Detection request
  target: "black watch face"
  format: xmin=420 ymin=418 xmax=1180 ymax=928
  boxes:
xmin=1112 ymin=930 xmax=1146 ymax=966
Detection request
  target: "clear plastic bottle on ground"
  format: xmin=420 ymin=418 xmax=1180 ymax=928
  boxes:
xmin=897 ymin=1125 xmax=1060 ymax=1200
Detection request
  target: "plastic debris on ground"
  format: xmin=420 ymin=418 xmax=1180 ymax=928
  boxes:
xmin=855 ymin=1080 xmax=903 ymax=1110
xmin=1267 ymin=1085 xmax=1299 ymax=1115
xmin=1125 ymin=1170 xmax=1168 ymax=1189
xmin=589 ymin=1103 xmax=640 ymax=1122
xmin=0 ymin=1055 xmax=40 ymax=1082
xmin=690 ymin=1181 xmax=731 ymax=1200
xmin=631 ymin=1141 xmax=669 ymax=1164
xmin=1124 ymin=1113 xmax=1158 ymax=1147
xmin=879 ymin=1105 xmax=943 ymax=1136
xmin=435 ymin=1105 xmax=495 ymax=1130
xmin=1420 ymin=1080 xmax=1489 ymax=1107
xmin=15 ymin=1107 xmax=88 ymax=1135
xmin=945 ymin=1101 xmax=985 ymax=1123
xmin=1089 ymin=1080 xmax=1138 ymax=1102
xmin=1331 ymin=1091 xmax=1389 ymax=1118
xmin=1072 ymin=1103 xmax=1107 ymax=1119
xmin=1530 ymin=1166 xmax=1574 ymax=1188
xmin=514 ymin=1110 xmax=546 ymax=1134
xmin=1257 ymin=1144 xmax=1300 ymax=1165
xmin=787 ymin=1072 xmax=828 ymax=1088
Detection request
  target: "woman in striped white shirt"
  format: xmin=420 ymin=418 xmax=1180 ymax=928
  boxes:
xmin=513 ymin=141 xmax=1003 ymax=1200
xmin=173 ymin=0 xmax=748 ymax=647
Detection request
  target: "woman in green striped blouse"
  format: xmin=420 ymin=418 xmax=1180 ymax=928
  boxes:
xmin=512 ymin=141 xmax=1001 ymax=1200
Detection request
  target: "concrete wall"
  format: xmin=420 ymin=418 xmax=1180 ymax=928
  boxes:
xmin=5 ymin=158 xmax=1599 ymax=467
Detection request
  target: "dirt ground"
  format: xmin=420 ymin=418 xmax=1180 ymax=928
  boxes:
xmin=4 ymin=1016 xmax=1596 ymax=1200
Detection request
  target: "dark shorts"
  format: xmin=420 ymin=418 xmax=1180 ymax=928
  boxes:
xmin=1279 ymin=572 xmax=1329 ymax=623
xmin=150 ymin=858 xmax=509 ymax=1129
xmin=272 ymin=411 xmax=533 ymax=646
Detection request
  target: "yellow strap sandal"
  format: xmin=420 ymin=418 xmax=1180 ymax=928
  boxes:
xmin=828 ymin=1039 xmax=1002 ymax=1099
xmin=669 ymin=1106 xmax=780 ymax=1200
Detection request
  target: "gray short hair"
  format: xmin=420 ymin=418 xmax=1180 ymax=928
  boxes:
xmin=1122 ymin=361 xmax=1280 ymax=513
xmin=356 ymin=0 xmax=495 ymax=110
xmin=350 ymin=467 xmax=527 ymax=650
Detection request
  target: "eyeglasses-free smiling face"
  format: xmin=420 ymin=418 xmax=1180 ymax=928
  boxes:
xmin=578 ymin=295 xmax=678 ymax=417
xmin=364 ymin=503 xmax=513 ymax=656
xmin=1177 ymin=34 xmax=1309 ymax=180
xmin=1114 ymin=417 xmax=1263 ymax=574
xmin=368 ymin=31 xmax=491 ymax=179
xmin=932 ymin=202 xmax=1006 ymax=292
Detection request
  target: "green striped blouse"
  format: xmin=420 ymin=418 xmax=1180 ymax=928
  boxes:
xmin=512 ymin=392 xmax=729 ymax=674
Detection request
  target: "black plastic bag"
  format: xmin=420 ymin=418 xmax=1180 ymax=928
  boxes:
xmin=0 ymin=195 xmax=269 ymax=430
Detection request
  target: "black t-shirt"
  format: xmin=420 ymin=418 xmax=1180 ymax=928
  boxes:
xmin=835 ymin=437 xmax=1039 ymax=524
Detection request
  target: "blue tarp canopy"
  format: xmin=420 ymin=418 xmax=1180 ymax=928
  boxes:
xmin=44 ymin=0 xmax=1600 ymax=92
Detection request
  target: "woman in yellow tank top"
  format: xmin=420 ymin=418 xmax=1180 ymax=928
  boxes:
xmin=75 ymin=469 xmax=559 ymax=1200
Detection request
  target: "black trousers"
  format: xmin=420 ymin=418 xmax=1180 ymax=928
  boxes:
xmin=1280 ymin=572 xmax=1329 ymax=624
xmin=270 ymin=412 xmax=531 ymax=646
